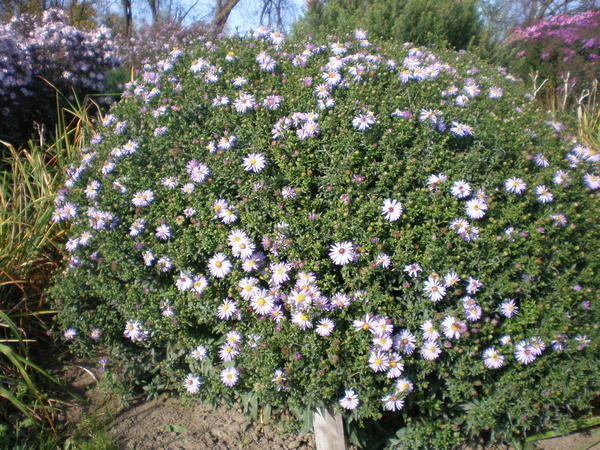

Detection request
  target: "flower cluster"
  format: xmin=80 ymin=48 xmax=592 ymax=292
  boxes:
xmin=50 ymin=28 xmax=599 ymax=446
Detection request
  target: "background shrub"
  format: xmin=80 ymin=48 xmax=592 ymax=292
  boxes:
xmin=49 ymin=30 xmax=599 ymax=447
xmin=508 ymin=10 xmax=600 ymax=110
xmin=294 ymin=0 xmax=483 ymax=50
xmin=0 ymin=9 xmax=118 ymax=145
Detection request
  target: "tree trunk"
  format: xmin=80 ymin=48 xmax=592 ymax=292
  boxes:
xmin=211 ymin=0 xmax=240 ymax=34
xmin=121 ymin=0 xmax=132 ymax=36
xmin=313 ymin=408 xmax=345 ymax=450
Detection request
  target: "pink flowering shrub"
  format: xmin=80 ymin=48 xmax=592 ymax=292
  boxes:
xmin=0 ymin=9 xmax=119 ymax=143
xmin=509 ymin=10 xmax=600 ymax=106
xmin=49 ymin=29 xmax=599 ymax=448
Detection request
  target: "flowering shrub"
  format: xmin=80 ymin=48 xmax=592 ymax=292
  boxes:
xmin=509 ymin=10 xmax=600 ymax=107
xmin=0 ymin=9 xmax=118 ymax=143
xmin=49 ymin=29 xmax=599 ymax=447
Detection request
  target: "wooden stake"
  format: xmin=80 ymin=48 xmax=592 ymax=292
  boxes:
xmin=313 ymin=407 xmax=345 ymax=450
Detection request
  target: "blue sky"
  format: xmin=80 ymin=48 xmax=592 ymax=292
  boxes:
xmin=169 ymin=0 xmax=305 ymax=34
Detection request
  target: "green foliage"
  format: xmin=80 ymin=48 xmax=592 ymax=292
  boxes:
xmin=294 ymin=0 xmax=483 ymax=50
xmin=49 ymin=32 xmax=599 ymax=447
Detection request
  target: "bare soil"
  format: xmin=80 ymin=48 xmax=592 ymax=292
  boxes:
xmin=60 ymin=361 xmax=314 ymax=449
xmin=59 ymin=361 xmax=599 ymax=450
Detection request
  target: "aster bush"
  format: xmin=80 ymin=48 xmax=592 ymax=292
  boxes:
xmin=49 ymin=28 xmax=599 ymax=447
xmin=0 ymin=9 xmax=118 ymax=144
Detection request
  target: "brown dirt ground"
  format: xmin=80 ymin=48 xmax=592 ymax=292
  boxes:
xmin=59 ymin=361 xmax=599 ymax=450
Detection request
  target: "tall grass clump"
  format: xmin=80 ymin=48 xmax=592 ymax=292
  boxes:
xmin=49 ymin=29 xmax=599 ymax=448
xmin=0 ymin=99 xmax=91 ymax=445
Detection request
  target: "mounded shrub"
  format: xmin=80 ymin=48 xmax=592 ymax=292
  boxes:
xmin=50 ymin=29 xmax=599 ymax=447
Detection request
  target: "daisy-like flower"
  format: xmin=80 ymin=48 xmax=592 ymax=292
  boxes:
xmin=184 ymin=374 xmax=202 ymax=394
xmin=426 ymin=172 xmax=447 ymax=191
xmin=382 ymin=394 xmax=404 ymax=411
xmin=231 ymin=238 xmax=255 ymax=259
xmin=291 ymin=311 xmax=312 ymax=330
xmin=190 ymin=345 xmax=208 ymax=361
xmin=217 ymin=298 xmax=237 ymax=320
xmin=155 ymin=224 xmax=171 ymax=240
xmin=483 ymin=348 xmax=504 ymax=369
xmin=464 ymin=305 xmax=482 ymax=321
xmin=352 ymin=111 xmax=376 ymax=131
xmin=233 ymin=93 xmax=256 ymax=113
xmin=315 ymin=318 xmax=335 ymax=337
xmin=465 ymin=198 xmax=487 ymax=220
xmin=450 ymin=122 xmax=473 ymax=137
xmin=212 ymin=199 xmax=229 ymax=218
xmin=421 ymin=340 xmax=442 ymax=360
xmin=271 ymin=369 xmax=287 ymax=391
xmin=530 ymin=336 xmax=546 ymax=356
xmin=132 ymin=190 xmax=154 ymax=207
xmin=386 ymin=352 xmax=404 ymax=379
xmin=175 ymin=271 xmax=195 ymax=291
xmin=514 ymin=341 xmax=537 ymax=365
xmin=394 ymin=330 xmax=416 ymax=354
xmin=420 ymin=319 xmax=439 ymax=341
xmin=242 ymin=252 xmax=264 ymax=272
xmin=238 ymin=277 xmax=259 ymax=300
xmin=419 ymin=108 xmax=440 ymax=124
xmin=157 ymin=256 xmax=173 ymax=272
xmin=250 ymin=290 xmax=275 ymax=316
xmin=368 ymin=350 xmax=390 ymax=372
xmin=395 ymin=378 xmax=413 ymax=394
xmin=423 ymin=276 xmax=446 ymax=302
xmin=441 ymin=315 xmax=464 ymax=339
xmin=535 ymin=185 xmax=553 ymax=203
xmin=188 ymin=163 xmax=210 ymax=183
xmin=219 ymin=208 xmax=238 ymax=224
xmin=219 ymin=343 xmax=240 ymax=362
xmin=403 ymin=263 xmax=422 ymax=278
xmin=243 ymin=153 xmax=266 ymax=173
xmin=181 ymin=183 xmax=195 ymax=194
xmin=329 ymin=241 xmax=355 ymax=266
xmin=488 ymin=86 xmax=503 ymax=98
xmin=381 ymin=198 xmax=403 ymax=221
xmin=372 ymin=335 xmax=393 ymax=351
xmin=504 ymin=177 xmax=526 ymax=194
xmin=220 ymin=367 xmax=239 ymax=386
xmin=466 ymin=277 xmax=483 ymax=294
xmin=124 ymin=320 xmax=146 ymax=341
xmin=584 ymin=173 xmax=600 ymax=190
xmin=289 ymin=289 xmax=312 ymax=309
xmin=161 ymin=176 xmax=179 ymax=188
xmin=269 ymin=262 xmax=292 ymax=286
xmin=534 ymin=153 xmax=550 ymax=167
xmin=375 ymin=253 xmax=391 ymax=268
xmin=339 ymin=389 xmax=359 ymax=410
xmin=500 ymin=299 xmax=518 ymax=318
xmin=451 ymin=180 xmax=471 ymax=198
xmin=552 ymin=170 xmax=570 ymax=186
xmin=443 ymin=272 xmax=460 ymax=288
xmin=143 ymin=250 xmax=155 ymax=267
xmin=352 ymin=314 xmax=376 ymax=332
xmin=208 ymin=253 xmax=232 ymax=278
xmin=64 ymin=328 xmax=77 ymax=340
xmin=331 ymin=292 xmax=351 ymax=309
